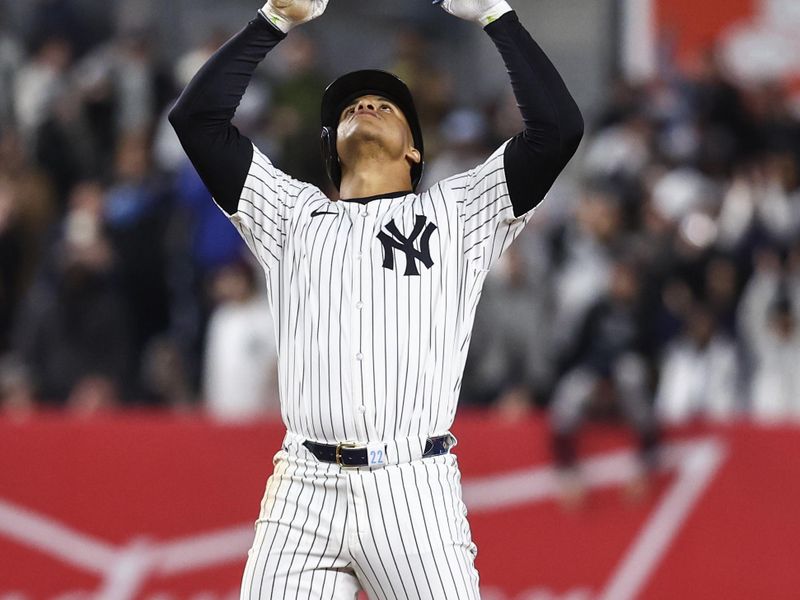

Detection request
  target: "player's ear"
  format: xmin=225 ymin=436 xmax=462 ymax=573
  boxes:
xmin=407 ymin=147 xmax=421 ymax=166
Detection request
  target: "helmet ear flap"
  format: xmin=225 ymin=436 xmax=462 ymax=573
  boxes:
xmin=320 ymin=126 xmax=341 ymax=190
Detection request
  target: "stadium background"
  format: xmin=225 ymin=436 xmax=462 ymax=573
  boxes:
xmin=2 ymin=0 xmax=800 ymax=598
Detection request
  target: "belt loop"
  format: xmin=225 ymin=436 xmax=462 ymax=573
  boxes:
xmin=389 ymin=436 xmax=426 ymax=464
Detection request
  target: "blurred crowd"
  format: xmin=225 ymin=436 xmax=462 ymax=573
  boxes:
xmin=1 ymin=3 xmax=799 ymax=442
xmin=468 ymin=50 xmax=800 ymax=431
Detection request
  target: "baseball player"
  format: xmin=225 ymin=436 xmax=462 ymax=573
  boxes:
xmin=170 ymin=0 xmax=583 ymax=597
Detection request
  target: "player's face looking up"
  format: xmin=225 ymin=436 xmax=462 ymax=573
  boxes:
xmin=335 ymin=94 xmax=421 ymax=178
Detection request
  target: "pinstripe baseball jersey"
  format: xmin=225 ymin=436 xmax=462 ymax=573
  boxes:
xmin=168 ymin=6 xmax=584 ymax=598
xmin=225 ymin=140 xmax=535 ymax=456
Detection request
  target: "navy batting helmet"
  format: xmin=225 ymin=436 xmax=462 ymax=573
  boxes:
xmin=320 ymin=70 xmax=425 ymax=191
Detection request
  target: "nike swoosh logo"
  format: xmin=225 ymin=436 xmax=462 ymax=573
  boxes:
xmin=311 ymin=208 xmax=337 ymax=217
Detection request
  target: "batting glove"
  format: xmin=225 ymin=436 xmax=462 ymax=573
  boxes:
xmin=260 ymin=0 xmax=330 ymax=33
xmin=433 ymin=0 xmax=513 ymax=27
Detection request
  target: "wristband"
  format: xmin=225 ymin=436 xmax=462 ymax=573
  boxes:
xmin=479 ymin=1 xmax=513 ymax=27
xmin=259 ymin=5 xmax=293 ymax=33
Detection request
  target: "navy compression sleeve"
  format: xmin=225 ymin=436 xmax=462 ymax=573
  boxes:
xmin=169 ymin=14 xmax=286 ymax=215
xmin=485 ymin=11 xmax=584 ymax=217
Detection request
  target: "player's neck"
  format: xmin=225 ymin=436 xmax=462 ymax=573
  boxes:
xmin=338 ymin=160 xmax=413 ymax=200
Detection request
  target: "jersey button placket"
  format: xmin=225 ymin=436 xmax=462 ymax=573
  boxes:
xmin=350 ymin=203 xmax=370 ymax=441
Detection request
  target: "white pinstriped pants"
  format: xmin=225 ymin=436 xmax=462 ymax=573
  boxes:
xmin=240 ymin=436 xmax=481 ymax=599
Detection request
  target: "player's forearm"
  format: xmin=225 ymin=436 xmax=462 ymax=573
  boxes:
xmin=485 ymin=12 xmax=583 ymax=143
xmin=485 ymin=11 xmax=584 ymax=216
xmin=169 ymin=14 xmax=286 ymax=214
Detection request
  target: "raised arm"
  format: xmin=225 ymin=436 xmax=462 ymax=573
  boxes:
xmin=168 ymin=0 xmax=328 ymax=215
xmin=438 ymin=0 xmax=584 ymax=217
xmin=435 ymin=1 xmax=583 ymax=271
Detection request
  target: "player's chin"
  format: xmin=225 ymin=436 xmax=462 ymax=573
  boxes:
xmin=340 ymin=126 xmax=393 ymax=152
xmin=342 ymin=119 xmax=386 ymax=140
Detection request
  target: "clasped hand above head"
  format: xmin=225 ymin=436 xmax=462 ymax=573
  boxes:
xmin=260 ymin=0 xmax=514 ymax=34
xmin=433 ymin=0 xmax=514 ymax=26
xmin=260 ymin=0 xmax=330 ymax=33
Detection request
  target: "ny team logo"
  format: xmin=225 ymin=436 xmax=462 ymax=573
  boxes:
xmin=377 ymin=215 xmax=437 ymax=276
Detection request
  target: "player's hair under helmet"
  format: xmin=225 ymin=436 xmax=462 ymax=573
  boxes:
xmin=320 ymin=69 xmax=425 ymax=191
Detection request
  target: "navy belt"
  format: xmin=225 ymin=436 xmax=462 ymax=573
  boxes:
xmin=302 ymin=434 xmax=454 ymax=467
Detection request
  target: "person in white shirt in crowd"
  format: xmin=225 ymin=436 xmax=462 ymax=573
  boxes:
xmin=717 ymin=154 xmax=800 ymax=252
xmin=738 ymin=249 xmax=800 ymax=423
xmin=656 ymin=301 xmax=740 ymax=424
xmin=203 ymin=259 xmax=279 ymax=422
xmin=551 ymin=183 xmax=629 ymax=350
xmin=581 ymin=109 xmax=652 ymax=181
xmin=13 ymin=37 xmax=72 ymax=148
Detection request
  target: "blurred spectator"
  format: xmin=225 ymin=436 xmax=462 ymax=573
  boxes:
xmin=68 ymin=375 xmax=120 ymax=415
xmin=13 ymin=188 xmax=130 ymax=405
xmin=704 ymin=255 xmax=742 ymax=336
xmin=0 ymin=178 xmax=24 ymax=352
xmin=549 ymin=259 xmax=659 ymax=505
xmin=265 ymin=31 xmax=327 ymax=188
xmin=594 ymin=78 xmax=645 ymax=130
xmin=141 ymin=336 xmax=193 ymax=409
xmin=0 ymin=7 xmax=22 ymax=126
xmin=389 ymin=26 xmax=453 ymax=155
xmin=422 ymin=108 xmax=491 ymax=189
xmin=0 ymin=356 xmax=35 ymax=418
xmin=551 ymin=182 xmax=628 ymax=348
xmin=26 ymin=0 xmax=100 ymax=58
xmin=649 ymin=166 xmax=716 ymax=225
xmin=0 ymin=131 xmax=57 ymax=350
xmin=464 ymin=245 xmax=553 ymax=410
xmin=34 ymin=87 xmax=99 ymax=203
xmin=104 ymin=133 xmax=171 ymax=384
xmin=717 ymin=154 xmax=800 ymax=251
xmin=582 ymin=109 xmax=652 ymax=181
xmin=738 ymin=251 xmax=800 ymax=423
xmin=656 ymin=302 xmax=740 ymax=424
xmin=748 ymin=81 xmax=800 ymax=167
xmin=14 ymin=36 xmax=72 ymax=146
xmin=75 ymin=29 xmax=173 ymax=139
xmin=173 ymin=165 xmax=246 ymax=275
xmin=167 ymin=163 xmax=247 ymax=389
xmin=691 ymin=47 xmax=756 ymax=175
xmin=203 ymin=261 xmax=278 ymax=422
xmin=68 ymin=31 xmax=174 ymax=179
xmin=488 ymin=88 xmax=524 ymax=144
xmin=154 ymin=30 xmax=229 ymax=173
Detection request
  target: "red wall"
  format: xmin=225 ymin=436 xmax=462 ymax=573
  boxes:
xmin=1 ymin=413 xmax=798 ymax=599
xmin=655 ymin=0 xmax=756 ymax=66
